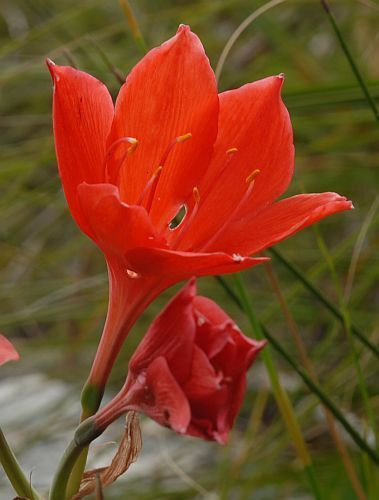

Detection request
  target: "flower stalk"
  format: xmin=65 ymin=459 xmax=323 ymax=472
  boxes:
xmin=49 ymin=418 xmax=103 ymax=500
xmin=0 ymin=427 xmax=41 ymax=500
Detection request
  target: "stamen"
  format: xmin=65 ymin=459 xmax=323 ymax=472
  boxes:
xmin=136 ymin=133 xmax=192 ymax=212
xmin=193 ymin=186 xmax=200 ymax=204
xmin=177 ymin=132 xmax=192 ymax=143
xmin=214 ymin=147 xmax=238 ymax=180
xmin=201 ymin=169 xmax=261 ymax=251
xmin=106 ymin=137 xmax=138 ymax=159
xmin=104 ymin=136 xmax=138 ymax=183
xmin=226 ymin=147 xmax=238 ymax=155
xmin=137 ymin=166 xmax=163 ymax=212
xmin=159 ymin=132 xmax=192 ymax=167
xmin=171 ymin=187 xmax=200 ymax=250
xmin=246 ymin=169 xmax=261 ymax=184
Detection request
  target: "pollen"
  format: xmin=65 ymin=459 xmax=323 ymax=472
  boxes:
xmin=153 ymin=166 xmax=163 ymax=177
xmin=127 ymin=137 xmax=139 ymax=154
xmin=226 ymin=147 xmax=238 ymax=154
xmin=246 ymin=169 xmax=261 ymax=184
xmin=176 ymin=132 xmax=192 ymax=143
xmin=193 ymin=186 xmax=200 ymax=203
xmin=106 ymin=136 xmax=139 ymax=158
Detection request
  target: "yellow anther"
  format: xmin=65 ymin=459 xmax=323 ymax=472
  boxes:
xmin=106 ymin=136 xmax=138 ymax=158
xmin=127 ymin=138 xmax=139 ymax=154
xmin=246 ymin=169 xmax=261 ymax=184
xmin=153 ymin=166 xmax=163 ymax=177
xmin=176 ymin=133 xmax=192 ymax=143
xmin=226 ymin=147 xmax=238 ymax=154
xmin=193 ymin=186 xmax=200 ymax=203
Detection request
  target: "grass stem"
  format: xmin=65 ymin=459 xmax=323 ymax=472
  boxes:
xmin=269 ymin=247 xmax=379 ymax=358
xmin=216 ymin=274 xmax=379 ymax=466
xmin=320 ymin=0 xmax=379 ymax=125
xmin=119 ymin=0 xmax=148 ymax=54
xmin=233 ymin=273 xmax=322 ymax=499
xmin=264 ymin=262 xmax=367 ymax=499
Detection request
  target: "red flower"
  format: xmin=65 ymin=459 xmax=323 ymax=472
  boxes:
xmin=47 ymin=26 xmax=352 ymax=392
xmin=94 ymin=280 xmax=266 ymax=443
xmin=0 ymin=335 xmax=19 ymax=366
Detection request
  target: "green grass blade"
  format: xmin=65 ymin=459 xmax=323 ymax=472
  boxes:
xmin=217 ymin=275 xmax=379 ymax=466
xmin=269 ymin=248 xmax=379 ymax=358
xmin=233 ymin=274 xmax=322 ymax=499
xmin=320 ymin=0 xmax=379 ymax=125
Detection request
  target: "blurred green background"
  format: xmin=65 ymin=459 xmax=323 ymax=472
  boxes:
xmin=0 ymin=0 xmax=378 ymax=498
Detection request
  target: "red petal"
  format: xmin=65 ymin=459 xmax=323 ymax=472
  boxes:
xmin=212 ymin=328 xmax=266 ymax=378
xmin=183 ymin=346 xmax=221 ymax=399
xmin=181 ymin=76 xmax=294 ymax=250
xmin=77 ymin=183 xmax=166 ymax=260
xmin=142 ymin=356 xmax=191 ymax=434
xmin=186 ymin=413 xmax=228 ymax=444
xmin=210 ymin=192 xmax=353 ymax=255
xmin=107 ymin=26 xmax=218 ymax=229
xmin=0 ymin=335 xmax=19 ymax=366
xmin=130 ymin=280 xmax=196 ymax=385
xmin=47 ymin=62 xmax=114 ymax=233
xmin=194 ymin=296 xmax=233 ymax=326
xmin=193 ymin=297 xmax=231 ymax=358
xmin=125 ymin=247 xmax=267 ymax=280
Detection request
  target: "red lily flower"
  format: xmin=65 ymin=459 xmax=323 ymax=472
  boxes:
xmin=47 ymin=26 xmax=352 ymax=394
xmin=0 ymin=335 xmax=19 ymax=366
xmin=94 ymin=279 xmax=266 ymax=443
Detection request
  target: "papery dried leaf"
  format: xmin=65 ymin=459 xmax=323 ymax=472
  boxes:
xmin=94 ymin=473 xmax=104 ymax=500
xmin=73 ymin=412 xmax=142 ymax=499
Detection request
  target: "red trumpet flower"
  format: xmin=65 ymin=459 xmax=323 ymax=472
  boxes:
xmin=95 ymin=280 xmax=266 ymax=443
xmin=47 ymin=26 xmax=352 ymax=397
xmin=0 ymin=335 xmax=19 ymax=366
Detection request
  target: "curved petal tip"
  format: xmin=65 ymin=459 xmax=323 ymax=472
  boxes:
xmin=46 ymin=58 xmax=56 ymax=79
xmin=177 ymin=24 xmax=191 ymax=35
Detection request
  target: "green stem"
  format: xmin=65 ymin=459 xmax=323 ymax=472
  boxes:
xmin=49 ymin=418 xmax=102 ymax=500
xmin=233 ymin=274 xmax=322 ymax=500
xmin=0 ymin=427 xmax=41 ymax=499
xmin=49 ymin=440 xmax=84 ymax=500
xmin=320 ymin=0 xmax=379 ymax=125
xmin=269 ymin=247 xmax=379 ymax=358
xmin=65 ymin=448 xmax=89 ymax=500
xmin=64 ymin=382 xmax=104 ymax=498
xmin=217 ymin=275 xmax=379 ymax=466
